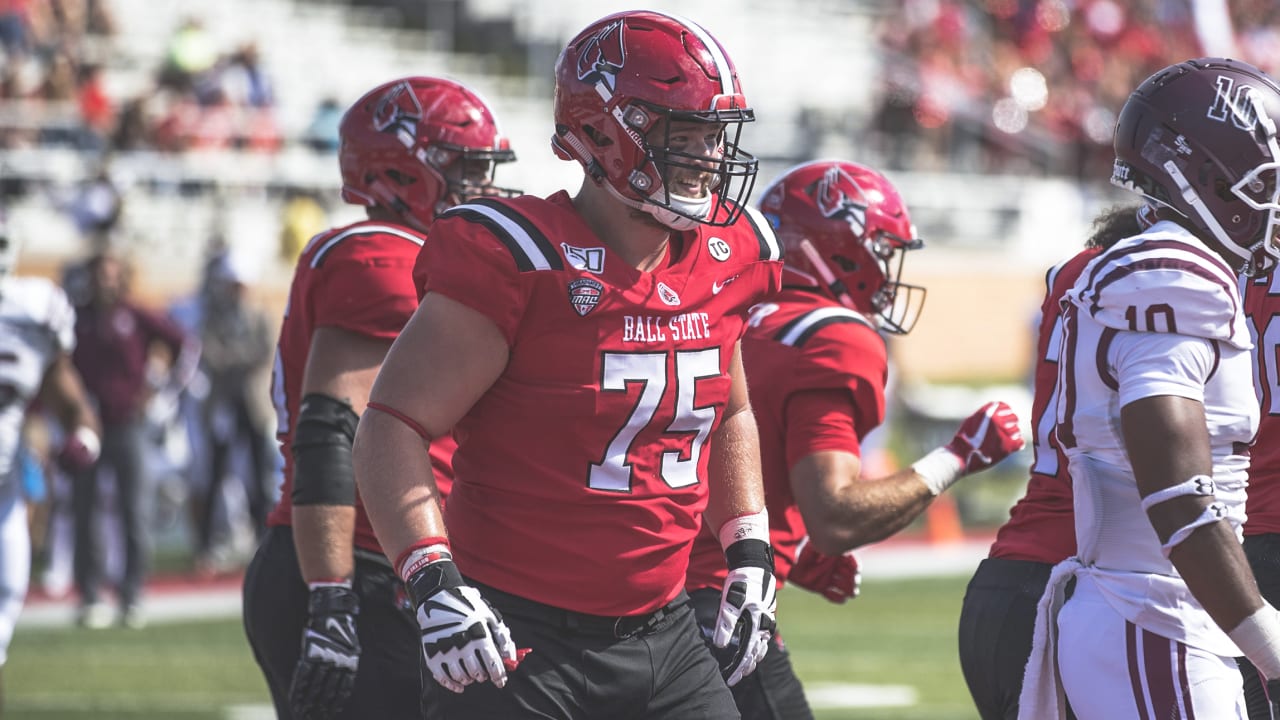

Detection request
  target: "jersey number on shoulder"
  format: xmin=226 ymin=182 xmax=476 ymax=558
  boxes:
xmin=589 ymin=349 xmax=720 ymax=492
xmin=1124 ymin=303 xmax=1176 ymax=333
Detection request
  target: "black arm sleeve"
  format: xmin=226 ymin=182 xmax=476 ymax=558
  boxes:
xmin=291 ymin=393 xmax=360 ymax=506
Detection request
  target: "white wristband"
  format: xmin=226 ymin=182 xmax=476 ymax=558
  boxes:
xmin=717 ymin=509 xmax=769 ymax=550
xmin=911 ymin=447 xmax=965 ymax=496
xmin=1229 ymin=604 xmax=1280 ymax=680
xmin=73 ymin=426 xmax=101 ymax=462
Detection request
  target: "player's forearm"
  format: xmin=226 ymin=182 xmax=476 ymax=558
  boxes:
xmin=794 ymin=452 xmax=933 ymax=554
xmin=705 ymin=404 xmax=766 ymax=534
xmin=292 ymin=505 xmax=357 ymax=582
xmin=828 ymin=470 xmax=935 ymax=552
xmin=1166 ymin=521 xmax=1264 ymax=633
xmin=351 ymin=410 xmax=448 ymax=564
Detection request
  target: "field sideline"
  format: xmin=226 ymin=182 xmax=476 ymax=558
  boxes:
xmin=9 ymin=538 xmax=990 ymax=719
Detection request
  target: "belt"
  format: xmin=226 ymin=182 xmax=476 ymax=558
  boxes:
xmin=470 ymin=579 xmax=689 ymax=640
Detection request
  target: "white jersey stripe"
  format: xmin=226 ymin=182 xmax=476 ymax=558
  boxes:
xmin=650 ymin=12 xmax=734 ymax=100
xmin=451 ymin=203 xmax=556 ymax=271
xmin=778 ymin=307 xmax=872 ymax=347
xmin=742 ymin=205 xmax=782 ymax=261
xmin=310 ymin=224 xmax=425 ymax=268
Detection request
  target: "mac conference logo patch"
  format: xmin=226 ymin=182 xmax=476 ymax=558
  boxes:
xmin=568 ymin=278 xmax=605 ymax=316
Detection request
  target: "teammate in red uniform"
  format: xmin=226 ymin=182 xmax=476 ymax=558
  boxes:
xmin=353 ymin=11 xmax=782 ymax=718
xmin=957 ymin=205 xmax=1140 ymax=720
xmin=241 ymin=75 xmax=517 ymax=720
xmin=1241 ymin=266 xmax=1280 ymax=719
xmin=682 ymin=159 xmax=1026 ymax=718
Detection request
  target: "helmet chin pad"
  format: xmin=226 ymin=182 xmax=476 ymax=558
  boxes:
xmin=645 ymin=190 xmax=713 ymax=231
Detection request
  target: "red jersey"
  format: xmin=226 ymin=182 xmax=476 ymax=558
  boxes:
xmin=988 ymin=249 xmax=1099 ymax=563
xmin=1244 ymin=271 xmax=1280 ymax=535
xmin=686 ymin=287 xmax=887 ymax=592
xmin=266 ymin=220 xmax=457 ymax=555
xmin=415 ymin=192 xmax=782 ymax=616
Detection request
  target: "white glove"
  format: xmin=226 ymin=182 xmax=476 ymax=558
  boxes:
xmin=407 ymin=559 xmax=518 ymax=693
xmin=713 ymin=539 xmax=777 ymax=687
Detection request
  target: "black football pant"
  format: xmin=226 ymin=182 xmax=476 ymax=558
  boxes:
xmin=959 ymin=557 xmax=1076 ymax=720
xmin=437 ymin=579 xmax=741 ymax=719
xmin=1241 ymin=533 xmax=1280 ymax=720
xmin=689 ymin=587 xmax=813 ymax=720
xmin=242 ymin=525 xmax=423 ymax=719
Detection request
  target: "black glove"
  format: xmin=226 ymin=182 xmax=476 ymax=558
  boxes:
xmin=289 ymin=584 xmax=361 ymax=719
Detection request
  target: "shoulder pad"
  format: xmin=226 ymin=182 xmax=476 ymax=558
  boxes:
xmin=1068 ymin=232 xmax=1249 ymax=349
xmin=439 ymin=198 xmax=564 ymax=272
xmin=307 ymin=223 xmax=424 ymax=268
xmin=3 ymin=276 xmax=76 ymax=352
xmin=738 ymin=205 xmax=782 ymax=263
xmin=773 ymin=306 xmax=877 ymax=348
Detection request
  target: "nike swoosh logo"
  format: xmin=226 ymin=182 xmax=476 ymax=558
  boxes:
xmin=326 ymin=617 xmax=354 ymax=646
xmin=712 ymin=275 xmax=739 ymax=294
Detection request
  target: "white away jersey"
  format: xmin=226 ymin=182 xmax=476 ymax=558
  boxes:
xmin=1053 ymin=221 xmax=1257 ymax=656
xmin=0 ymin=276 xmax=76 ymax=486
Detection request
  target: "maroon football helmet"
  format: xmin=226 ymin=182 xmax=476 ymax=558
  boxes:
xmin=1111 ymin=57 xmax=1280 ymax=276
xmin=759 ymin=160 xmax=926 ymax=334
xmin=551 ymin=10 xmax=757 ymax=231
xmin=339 ymin=77 xmax=519 ymax=232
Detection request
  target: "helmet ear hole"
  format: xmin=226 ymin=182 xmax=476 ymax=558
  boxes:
xmin=581 ymin=124 xmax=614 ymax=148
xmin=385 ymin=169 xmax=416 ymax=186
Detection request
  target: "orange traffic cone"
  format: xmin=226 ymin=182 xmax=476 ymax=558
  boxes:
xmin=925 ymin=492 xmax=964 ymax=544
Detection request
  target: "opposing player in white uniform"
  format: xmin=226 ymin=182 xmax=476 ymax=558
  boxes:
xmin=0 ymin=222 xmax=100 ymax=712
xmin=1019 ymin=57 xmax=1280 ymax=719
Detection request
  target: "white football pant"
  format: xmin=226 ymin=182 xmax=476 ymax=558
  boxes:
xmin=1058 ymin=577 xmax=1246 ymax=719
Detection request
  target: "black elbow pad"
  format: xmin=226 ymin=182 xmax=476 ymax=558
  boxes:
xmin=291 ymin=393 xmax=360 ymax=506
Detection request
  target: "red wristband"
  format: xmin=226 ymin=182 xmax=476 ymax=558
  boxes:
xmin=394 ymin=536 xmax=451 ymax=582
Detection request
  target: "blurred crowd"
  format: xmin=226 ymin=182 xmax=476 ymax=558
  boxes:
xmin=868 ymin=0 xmax=1280 ymax=178
xmin=6 ymin=0 xmax=1280 ymax=178
xmin=0 ymin=1 xmax=340 ymax=154
xmin=26 ymin=237 xmax=280 ymax=627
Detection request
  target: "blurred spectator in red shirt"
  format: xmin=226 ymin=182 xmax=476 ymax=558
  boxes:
xmin=68 ymin=252 xmax=198 ymax=628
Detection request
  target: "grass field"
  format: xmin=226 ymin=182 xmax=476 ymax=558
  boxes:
xmin=6 ymin=575 xmax=980 ymax=720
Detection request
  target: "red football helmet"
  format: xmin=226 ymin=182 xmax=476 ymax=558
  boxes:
xmin=339 ymin=76 xmax=518 ymax=232
xmin=551 ymin=10 xmax=757 ymax=231
xmin=759 ymin=160 xmax=926 ymax=334
xmin=1112 ymin=57 xmax=1280 ymax=276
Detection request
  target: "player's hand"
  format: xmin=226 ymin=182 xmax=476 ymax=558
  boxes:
xmin=290 ymin=584 xmax=361 ymax=719
xmin=945 ymin=401 xmax=1024 ymax=475
xmin=407 ymin=559 xmax=517 ymax=693
xmin=787 ymin=536 xmax=860 ymax=604
xmin=57 ymin=426 xmax=100 ymax=474
xmin=713 ymin=539 xmax=777 ymax=687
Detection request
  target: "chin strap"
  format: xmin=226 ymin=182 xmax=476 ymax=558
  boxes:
xmin=797 ymin=239 xmax=857 ymax=308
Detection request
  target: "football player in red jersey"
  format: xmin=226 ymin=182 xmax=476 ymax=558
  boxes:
xmin=957 ymin=205 xmax=1139 ymax=720
xmin=353 ymin=10 xmax=783 ymax=718
xmin=1241 ymin=263 xmax=1280 ymax=719
xmin=682 ymin=159 xmax=1026 ymax=719
xmin=241 ymin=75 xmax=518 ymax=720
xmin=1019 ymin=58 xmax=1280 ymax=719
